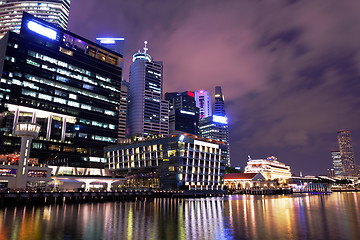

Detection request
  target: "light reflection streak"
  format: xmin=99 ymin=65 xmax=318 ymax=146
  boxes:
xmin=0 ymin=194 xmax=359 ymax=239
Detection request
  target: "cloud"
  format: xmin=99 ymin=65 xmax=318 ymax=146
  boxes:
xmin=68 ymin=0 xmax=360 ymax=175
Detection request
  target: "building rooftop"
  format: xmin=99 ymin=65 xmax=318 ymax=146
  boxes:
xmin=224 ymin=173 xmax=258 ymax=180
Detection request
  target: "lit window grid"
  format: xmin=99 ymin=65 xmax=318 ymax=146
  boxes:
xmin=0 ymin=1 xmax=70 ymax=37
xmin=2 ymin=51 xmax=120 ymax=117
xmin=106 ymin=141 xmax=224 ymax=188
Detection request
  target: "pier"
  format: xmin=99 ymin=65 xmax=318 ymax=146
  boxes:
xmin=0 ymin=189 xmax=225 ymax=206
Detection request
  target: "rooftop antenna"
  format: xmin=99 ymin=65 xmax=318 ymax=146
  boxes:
xmin=248 ymin=155 xmax=251 ymax=161
xmin=143 ymin=41 xmax=148 ymax=54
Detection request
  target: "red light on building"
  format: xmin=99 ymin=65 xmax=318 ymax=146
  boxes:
xmin=187 ymin=91 xmax=194 ymax=97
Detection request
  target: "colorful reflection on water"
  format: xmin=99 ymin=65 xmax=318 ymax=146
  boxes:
xmin=0 ymin=193 xmax=359 ymax=240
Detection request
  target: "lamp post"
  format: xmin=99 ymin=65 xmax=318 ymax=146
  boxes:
xmin=14 ymin=122 xmax=41 ymax=189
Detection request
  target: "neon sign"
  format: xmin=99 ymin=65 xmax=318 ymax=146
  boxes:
xmin=180 ymin=110 xmax=195 ymax=115
xmin=27 ymin=21 xmax=57 ymax=40
xmin=96 ymin=38 xmax=125 ymax=44
xmin=212 ymin=115 xmax=228 ymax=124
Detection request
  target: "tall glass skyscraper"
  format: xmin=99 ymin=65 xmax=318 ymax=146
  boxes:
xmin=128 ymin=42 xmax=169 ymax=137
xmin=331 ymin=150 xmax=342 ymax=176
xmin=195 ymin=89 xmax=212 ymax=119
xmin=214 ymin=86 xmax=226 ymax=116
xmin=198 ymin=86 xmax=230 ymax=166
xmin=165 ymin=91 xmax=199 ymax=135
xmin=0 ymin=0 xmax=71 ymax=38
xmin=337 ymin=130 xmax=357 ymax=177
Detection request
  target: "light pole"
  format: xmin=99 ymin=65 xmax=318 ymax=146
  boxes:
xmin=14 ymin=122 xmax=41 ymax=189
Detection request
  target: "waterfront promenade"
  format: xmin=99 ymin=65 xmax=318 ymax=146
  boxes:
xmin=0 ymin=189 xmax=225 ymax=206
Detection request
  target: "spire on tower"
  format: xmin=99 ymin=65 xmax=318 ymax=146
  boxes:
xmin=143 ymin=41 xmax=148 ymax=54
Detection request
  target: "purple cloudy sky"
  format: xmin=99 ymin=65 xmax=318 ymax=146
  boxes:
xmin=68 ymin=0 xmax=360 ymax=175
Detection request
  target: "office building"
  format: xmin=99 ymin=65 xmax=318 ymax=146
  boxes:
xmin=0 ymin=0 xmax=71 ymax=38
xmin=105 ymin=134 xmax=227 ymax=190
xmin=128 ymin=41 xmax=169 ymax=137
xmin=165 ymin=91 xmax=199 ymax=135
xmin=331 ymin=150 xmax=342 ymax=177
xmin=118 ymin=80 xmax=128 ymax=140
xmin=244 ymin=156 xmax=292 ymax=181
xmin=337 ymin=130 xmax=356 ymax=177
xmin=0 ymin=13 xmax=123 ymax=166
xmin=214 ymin=86 xmax=226 ymax=116
xmin=198 ymin=115 xmax=230 ymax=165
xmin=195 ymin=89 xmax=211 ymax=119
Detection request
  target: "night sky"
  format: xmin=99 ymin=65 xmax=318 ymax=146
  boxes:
xmin=68 ymin=0 xmax=360 ymax=175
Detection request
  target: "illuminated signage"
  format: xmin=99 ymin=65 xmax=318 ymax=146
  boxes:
xmin=179 ymin=135 xmax=185 ymax=141
xmin=180 ymin=110 xmax=195 ymax=115
xmin=27 ymin=21 xmax=57 ymax=40
xmin=187 ymin=91 xmax=195 ymax=97
xmin=212 ymin=115 xmax=228 ymax=124
xmin=96 ymin=37 xmax=125 ymax=44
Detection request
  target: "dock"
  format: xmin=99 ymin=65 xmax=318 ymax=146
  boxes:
xmin=0 ymin=189 xmax=225 ymax=206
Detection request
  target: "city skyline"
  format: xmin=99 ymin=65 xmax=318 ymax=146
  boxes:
xmin=66 ymin=0 xmax=360 ymax=175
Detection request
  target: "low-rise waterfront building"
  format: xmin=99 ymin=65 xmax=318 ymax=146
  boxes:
xmin=244 ymin=156 xmax=292 ymax=181
xmin=224 ymin=173 xmax=276 ymax=189
xmin=105 ymin=134 xmax=227 ymax=190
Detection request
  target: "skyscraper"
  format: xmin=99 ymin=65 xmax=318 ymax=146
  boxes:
xmin=195 ymin=90 xmax=212 ymax=119
xmin=128 ymin=41 xmax=169 ymax=137
xmin=0 ymin=0 xmax=71 ymax=38
xmin=118 ymin=80 xmax=129 ymax=140
xmin=198 ymin=115 xmax=230 ymax=165
xmin=214 ymin=86 xmax=226 ymax=116
xmin=337 ymin=130 xmax=356 ymax=177
xmin=0 ymin=13 xmax=122 ymax=166
xmin=331 ymin=150 xmax=342 ymax=177
xmin=198 ymin=86 xmax=230 ymax=166
xmin=165 ymin=91 xmax=199 ymax=135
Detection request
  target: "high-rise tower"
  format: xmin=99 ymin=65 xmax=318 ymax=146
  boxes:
xmin=331 ymin=150 xmax=342 ymax=177
xmin=0 ymin=13 xmax=123 ymax=166
xmin=128 ymin=41 xmax=169 ymax=137
xmin=195 ymin=90 xmax=211 ymax=119
xmin=214 ymin=86 xmax=226 ymax=116
xmin=337 ymin=130 xmax=356 ymax=177
xmin=165 ymin=91 xmax=199 ymax=135
xmin=0 ymin=0 xmax=71 ymax=38
xmin=198 ymin=86 xmax=230 ymax=166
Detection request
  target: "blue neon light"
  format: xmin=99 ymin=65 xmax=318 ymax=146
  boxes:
xmin=27 ymin=21 xmax=57 ymax=40
xmin=179 ymin=135 xmax=185 ymax=141
xmin=212 ymin=115 xmax=228 ymax=124
xmin=96 ymin=38 xmax=125 ymax=44
xmin=180 ymin=110 xmax=195 ymax=115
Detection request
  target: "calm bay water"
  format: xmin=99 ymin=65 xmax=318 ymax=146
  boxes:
xmin=0 ymin=193 xmax=359 ymax=240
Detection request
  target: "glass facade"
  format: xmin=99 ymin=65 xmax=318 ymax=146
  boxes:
xmin=0 ymin=13 xmax=122 ymax=166
xmin=165 ymin=91 xmax=199 ymax=135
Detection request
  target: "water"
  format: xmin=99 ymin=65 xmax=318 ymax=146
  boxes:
xmin=0 ymin=193 xmax=359 ymax=240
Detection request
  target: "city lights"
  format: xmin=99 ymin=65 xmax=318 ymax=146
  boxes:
xmin=212 ymin=115 xmax=228 ymax=124
xmin=27 ymin=20 xmax=57 ymax=40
